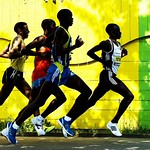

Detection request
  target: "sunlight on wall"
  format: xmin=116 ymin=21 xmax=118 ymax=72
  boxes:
xmin=139 ymin=0 xmax=150 ymax=16
xmin=0 ymin=0 xmax=141 ymax=130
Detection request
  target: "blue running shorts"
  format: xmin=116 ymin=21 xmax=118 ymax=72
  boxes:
xmin=46 ymin=62 xmax=75 ymax=86
xmin=32 ymin=76 xmax=46 ymax=88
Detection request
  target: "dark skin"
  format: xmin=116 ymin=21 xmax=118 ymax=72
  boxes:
xmin=14 ymin=10 xmax=91 ymax=130
xmin=0 ymin=25 xmax=32 ymax=109
xmin=87 ymin=25 xmax=127 ymax=64
xmin=55 ymin=17 xmax=83 ymax=55
xmin=0 ymin=43 xmax=10 ymax=58
xmin=15 ymin=21 xmax=56 ymax=119
xmin=70 ymin=24 xmax=133 ymax=125
xmin=55 ymin=10 xmax=91 ymax=124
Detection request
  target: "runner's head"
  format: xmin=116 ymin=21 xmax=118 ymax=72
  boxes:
xmin=106 ymin=23 xmax=121 ymax=39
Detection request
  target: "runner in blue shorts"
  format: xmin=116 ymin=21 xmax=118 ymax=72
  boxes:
xmin=46 ymin=62 xmax=75 ymax=86
xmin=6 ymin=9 xmax=92 ymax=144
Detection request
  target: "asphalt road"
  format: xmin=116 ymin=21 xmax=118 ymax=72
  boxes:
xmin=0 ymin=136 xmax=150 ymax=150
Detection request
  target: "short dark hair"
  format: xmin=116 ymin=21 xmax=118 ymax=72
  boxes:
xmin=41 ymin=19 xmax=56 ymax=30
xmin=57 ymin=9 xmax=72 ymax=21
xmin=14 ymin=22 xmax=27 ymax=33
xmin=105 ymin=23 xmax=119 ymax=34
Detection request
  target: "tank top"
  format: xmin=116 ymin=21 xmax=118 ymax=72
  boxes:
xmin=10 ymin=56 xmax=27 ymax=72
xmin=10 ymin=36 xmax=28 ymax=72
xmin=102 ymin=39 xmax=122 ymax=75
xmin=32 ymin=35 xmax=52 ymax=81
xmin=52 ymin=26 xmax=72 ymax=68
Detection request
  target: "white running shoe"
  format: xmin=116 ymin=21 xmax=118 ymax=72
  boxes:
xmin=107 ymin=121 xmax=122 ymax=137
xmin=31 ymin=117 xmax=46 ymax=136
xmin=1 ymin=127 xmax=8 ymax=137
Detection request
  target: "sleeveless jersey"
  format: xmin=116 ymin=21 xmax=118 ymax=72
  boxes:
xmin=102 ymin=39 xmax=122 ymax=75
xmin=32 ymin=35 xmax=52 ymax=82
xmin=52 ymin=26 xmax=72 ymax=68
xmin=10 ymin=36 xmax=28 ymax=72
xmin=10 ymin=56 xmax=27 ymax=72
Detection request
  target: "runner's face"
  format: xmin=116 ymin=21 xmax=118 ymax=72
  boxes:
xmin=22 ymin=25 xmax=29 ymax=39
xmin=65 ymin=13 xmax=73 ymax=26
xmin=51 ymin=22 xmax=56 ymax=32
xmin=68 ymin=14 xmax=73 ymax=26
xmin=112 ymin=25 xmax=121 ymax=39
xmin=47 ymin=22 xmax=56 ymax=33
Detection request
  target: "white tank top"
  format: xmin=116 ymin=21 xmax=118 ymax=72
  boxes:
xmin=104 ymin=39 xmax=122 ymax=74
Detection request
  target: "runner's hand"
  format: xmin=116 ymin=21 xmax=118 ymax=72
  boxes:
xmin=75 ymin=36 xmax=84 ymax=48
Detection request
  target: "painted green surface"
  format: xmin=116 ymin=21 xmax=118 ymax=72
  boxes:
xmin=139 ymin=1 xmax=150 ymax=129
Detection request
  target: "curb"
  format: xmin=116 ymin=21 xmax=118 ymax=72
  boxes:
xmin=17 ymin=129 xmax=150 ymax=138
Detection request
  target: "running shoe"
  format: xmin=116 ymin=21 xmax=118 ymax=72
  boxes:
xmin=31 ymin=117 xmax=45 ymax=136
xmin=107 ymin=121 xmax=122 ymax=136
xmin=7 ymin=122 xmax=18 ymax=144
xmin=58 ymin=117 xmax=75 ymax=137
xmin=62 ymin=127 xmax=68 ymax=138
xmin=1 ymin=122 xmax=18 ymax=144
xmin=1 ymin=122 xmax=12 ymax=140
xmin=1 ymin=127 xmax=8 ymax=138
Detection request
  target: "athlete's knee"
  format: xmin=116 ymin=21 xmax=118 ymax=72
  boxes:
xmin=125 ymin=92 xmax=134 ymax=104
xmin=25 ymin=90 xmax=31 ymax=99
xmin=87 ymin=87 xmax=92 ymax=97
xmin=128 ymin=92 xmax=134 ymax=103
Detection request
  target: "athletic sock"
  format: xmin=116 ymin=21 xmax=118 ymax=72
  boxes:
xmin=12 ymin=121 xmax=19 ymax=130
xmin=37 ymin=115 xmax=44 ymax=121
xmin=64 ymin=116 xmax=71 ymax=121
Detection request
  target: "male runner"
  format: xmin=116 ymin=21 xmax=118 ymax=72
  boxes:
xmin=26 ymin=19 xmax=56 ymax=135
xmin=0 ymin=22 xmax=39 ymax=138
xmin=6 ymin=9 xmax=92 ymax=144
xmin=61 ymin=23 xmax=134 ymax=137
xmin=0 ymin=20 xmax=56 ymax=137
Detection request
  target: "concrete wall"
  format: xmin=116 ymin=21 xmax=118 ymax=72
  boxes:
xmin=0 ymin=0 xmax=150 ymax=130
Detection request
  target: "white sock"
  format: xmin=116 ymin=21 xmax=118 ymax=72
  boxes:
xmin=12 ymin=121 xmax=19 ymax=130
xmin=37 ymin=115 xmax=44 ymax=121
xmin=64 ymin=116 xmax=71 ymax=121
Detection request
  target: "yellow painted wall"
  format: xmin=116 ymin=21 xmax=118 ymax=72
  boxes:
xmin=0 ymin=0 xmax=139 ymax=130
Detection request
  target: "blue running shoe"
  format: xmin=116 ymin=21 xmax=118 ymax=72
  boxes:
xmin=7 ymin=122 xmax=18 ymax=144
xmin=1 ymin=122 xmax=11 ymax=141
xmin=58 ymin=117 xmax=75 ymax=137
xmin=62 ymin=127 xmax=68 ymax=138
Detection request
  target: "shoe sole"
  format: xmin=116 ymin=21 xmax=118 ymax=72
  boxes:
xmin=57 ymin=120 xmax=68 ymax=138
xmin=62 ymin=128 xmax=68 ymax=138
